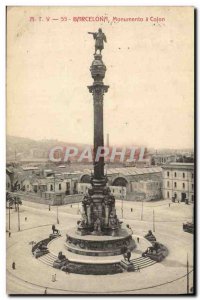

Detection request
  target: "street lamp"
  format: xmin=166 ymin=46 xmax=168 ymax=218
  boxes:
xmin=53 ymin=173 xmax=59 ymax=224
xmin=57 ymin=205 xmax=59 ymax=224
xmin=8 ymin=203 xmax=11 ymax=231
xmin=17 ymin=201 xmax=20 ymax=231
xmin=121 ymin=187 xmax=125 ymax=219
xmin=153 ymin=209 xmax=155 ymax=232
xmin=187 ymin=253 xmax=189 ymax=294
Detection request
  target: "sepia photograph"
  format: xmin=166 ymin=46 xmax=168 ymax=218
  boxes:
xmin=6 ymin=6 xmax=195 ymax=295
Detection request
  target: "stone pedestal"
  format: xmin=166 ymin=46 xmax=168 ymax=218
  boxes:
xmin=66 ymin=226 xmax=136 ymax=257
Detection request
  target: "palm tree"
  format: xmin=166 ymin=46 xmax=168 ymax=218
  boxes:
xmin=6 ymin=192 xmax=14 ymax=231
xmin=6 ymin=192 xmax=14 ymax=208
xmin=13 ymin=195 xmax=22 ymax=211
xmin=6 ymin=192 xmax=22 ymax=231
xmin=14 ymin=196 xmax=22 ymax=231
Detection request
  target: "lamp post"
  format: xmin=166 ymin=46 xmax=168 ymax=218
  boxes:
xmin=8 ymin=203 xmax=11 ymax=231
xmin=153 ymin=209 xmax=155 ymax=232
xmin=121 ymin=187 xmax=125 ymax=219
xmin=17 ymin=202 xmax=20 ymax=231
xmin=53 ymin=173 xmax=59 ymax=224
xmin=187 ymin=253 xmax=189 ymax=294
xmin=57 ymin=205 xmax=59 ymax=224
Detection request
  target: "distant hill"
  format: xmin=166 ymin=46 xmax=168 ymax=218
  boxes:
xmin=6 ymin=135 xmax=91 ymax=161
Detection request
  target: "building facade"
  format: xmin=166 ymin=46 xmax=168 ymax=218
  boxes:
xmin=162 ymin=163 xmax=194 ymax=202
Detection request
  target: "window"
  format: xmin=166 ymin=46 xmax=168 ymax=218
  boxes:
xmin=167 ymin=191 xmax=170 ymax=198
xmin=174 ymin=172 xmax=177 ymax=177
xmin=174 ymin=182 xmax=177 ymax=188
xmin=50 ymin=184 xmax=53 ymax=191
xmin=167 ymin=171 xmax=170 ymax=177
xmin=183 ymin=183 xmax=185 ymax=189
xmin=183 ymin=173 xmax=185 ymax=178
xmin=167 ymin=181 xmax=170 ymax=187
xmin=59 ymin=183 xmax=61 ymax=190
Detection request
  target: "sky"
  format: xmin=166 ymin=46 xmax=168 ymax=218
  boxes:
xmin=7 ymin=6 xmax=194 ymax=149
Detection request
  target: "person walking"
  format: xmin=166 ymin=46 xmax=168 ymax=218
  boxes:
xmin=12 ymin=262 xmax=16 ymax=270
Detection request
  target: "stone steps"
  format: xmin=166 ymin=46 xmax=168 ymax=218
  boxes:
xmin=131 ymin=257 xmax=156 ymax=269
xmin=38 ymin=252 xmax=156 ymax=270
xmin=38 ymin=253 xmax=57 ymax=266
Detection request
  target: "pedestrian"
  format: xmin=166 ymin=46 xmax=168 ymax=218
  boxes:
xmin=25 ymin=217 xmax=27 ymax=221
xmin=169 ymin=203 xmax=170 ymax=208
xmin=49 ymin=205 xmax=51 ymax=211
xmin=9 ymin=231 xmax=11 ymax=238
xmin=12 ymin=262 xmax=15 ymax=270
xmin=131 ymin=208 xmax=133 ymax=212
xmin=137 ymin=237 xmax=140 ymax=243
xmin=52 ymin=224 xmax=55 ymax=234
xmin=44 ymin=287 xmax=47 ymax=294
xmin=71 ymin=204 xmax=72 ymax=208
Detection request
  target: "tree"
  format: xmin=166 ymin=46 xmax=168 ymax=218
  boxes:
xmin=6 ymin=192 xmax=14 ymax=208
xmin=13 ymin=196 xmax=22 ymax=211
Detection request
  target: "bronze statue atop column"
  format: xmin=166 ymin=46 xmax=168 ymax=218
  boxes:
xmin=88 ymin=28 xmax=107 ymax=54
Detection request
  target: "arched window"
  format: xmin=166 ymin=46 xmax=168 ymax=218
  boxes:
xmin=80 ymin=174 xmax=91 ymax=183
xmin=112 ymin=177 xmax=128 ymax=187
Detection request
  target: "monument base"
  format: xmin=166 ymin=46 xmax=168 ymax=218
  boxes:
xmin=66 ymin=226 xmax=136 ymax=257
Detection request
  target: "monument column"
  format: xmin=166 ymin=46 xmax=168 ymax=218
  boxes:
xmin=66 ymin=29 xmax=135 ymax=259
xmin=88 ymin=73 xmax=109 ymax=180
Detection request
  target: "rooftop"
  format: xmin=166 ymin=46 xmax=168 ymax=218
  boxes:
xmin=83 ymin=166 xmax=162 ymax=176
xmin=162 ymin=162 xmax=194 ymax=170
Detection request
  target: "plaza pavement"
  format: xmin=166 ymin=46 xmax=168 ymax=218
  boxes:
xmin=6 ymin=198 xmax=194 ymax=294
